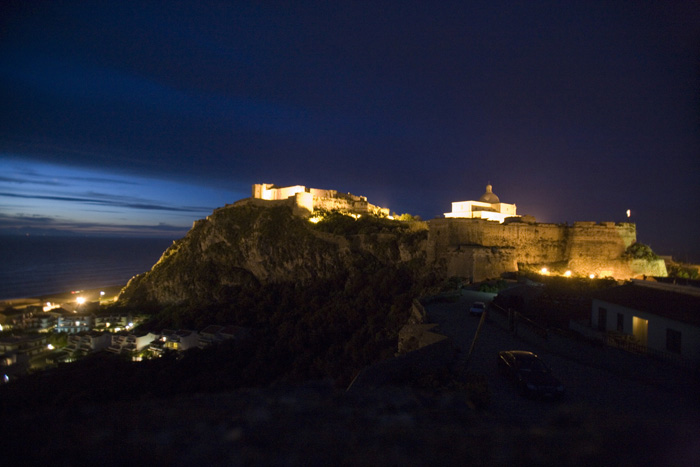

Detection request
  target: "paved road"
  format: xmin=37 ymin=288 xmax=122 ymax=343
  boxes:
xmin=426 ymin=290 xmax=700 ymax=429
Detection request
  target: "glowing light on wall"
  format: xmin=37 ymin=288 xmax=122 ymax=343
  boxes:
xmin=540 ymin=267 xmax=549 ymax=275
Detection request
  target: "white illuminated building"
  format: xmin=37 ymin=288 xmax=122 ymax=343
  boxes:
xmin=444 ymin=184 xmax=518 ymax=223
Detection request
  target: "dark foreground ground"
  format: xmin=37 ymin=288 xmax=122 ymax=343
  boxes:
xmin=3 ymin=381 xmax=697 ymax=466
xmin=3 ymin=286 xmax=699 ymax=465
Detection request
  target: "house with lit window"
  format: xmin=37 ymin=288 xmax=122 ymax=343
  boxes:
xmin=591 ymin=280 xmax=700 ymax=364
xmin=108 ymin=331 xmax=158 ymax=355
xmin=0 ymin=307 xmax=36 ymax=330
xmin=149 ymin=329 xmax=199 ymax=354
xmin=0 ymin=334 xmax=49 ymax=361
xmin=164 ymin=330 xmax=199 ymax=351
xmin=94 ymin=314 xmax=132 ymax=330
xmin=55 ymin=312 xmax=95 ymax=333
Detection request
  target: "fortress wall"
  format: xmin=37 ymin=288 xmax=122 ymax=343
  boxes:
xmin=426 ymin=218 xmax=655 ymax=279
xmin=567 ymin=222 xmax=636 ymax=261
xmin=313 ymin=196 xmax=360 ymax=212
xmin=309 ymin=188 xmax=336 ymax=198
xmin=442 ymin=246 xmax=518 ymax=282
xmin=427 ymin=219 xmax=570 ymax=265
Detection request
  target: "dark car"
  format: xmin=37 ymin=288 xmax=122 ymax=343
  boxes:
xmin=498 ymin=350 xmax=565 ymax=399
xmin=469 ymin=301 xmax=486 ymax=316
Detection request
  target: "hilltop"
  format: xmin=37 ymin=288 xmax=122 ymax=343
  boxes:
xmin=118 ymin=200 xmax=433 ymax=310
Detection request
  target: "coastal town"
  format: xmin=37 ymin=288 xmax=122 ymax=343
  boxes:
xmin=0 ymin=287 xmax=250 ymax=382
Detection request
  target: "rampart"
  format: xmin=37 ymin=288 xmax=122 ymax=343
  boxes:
xmin=426 ymin=218 xmax=664 ymax=281
xmin=252 ymin=183 xmax=389 ymax=217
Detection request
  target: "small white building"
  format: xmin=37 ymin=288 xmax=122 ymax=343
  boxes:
xmin=108 ymin=331 xmax=157 ymax=354
xmin=591 ymin=280 xmax=700 ymax=363
xmin=444 ymin=184 xmax=518 ymax=223
xmin=55 ymin=313 xmax=94 ymax=333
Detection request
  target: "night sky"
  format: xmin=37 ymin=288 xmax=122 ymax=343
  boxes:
xmin=1 ymin=1 xmax=699 ymax=261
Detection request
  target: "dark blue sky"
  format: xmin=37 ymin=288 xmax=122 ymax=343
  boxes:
xmin=1 ymin=1 xmax=699 ymax=261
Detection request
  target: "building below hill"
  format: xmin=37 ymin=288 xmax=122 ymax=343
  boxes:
xmin=591 ymin=280 xmax=700 ymax=365
xmin=251 ymin=183 xmax=389 ymax=217
xmin=444 ymin=184 xmax=519 ymax=223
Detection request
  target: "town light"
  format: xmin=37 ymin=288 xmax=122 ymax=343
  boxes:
xmin=47 ymin=344 xmax=54 ymax=350
xmin=76 ymin=297 xmax=85 ymax=305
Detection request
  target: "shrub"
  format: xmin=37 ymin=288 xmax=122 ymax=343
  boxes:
xmin=667 ymin=263 xmax=699 ymax=279
xmin=624 ymin=242 xmax=659 ymax=261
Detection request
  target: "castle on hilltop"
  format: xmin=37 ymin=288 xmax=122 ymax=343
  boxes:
xmin=444 ymin=184 xmax=519 ymax=223
xmin=246 ymin=182 xmax=666 ymax=280
xmin=251 ymin=183 xmax=390 ymax=217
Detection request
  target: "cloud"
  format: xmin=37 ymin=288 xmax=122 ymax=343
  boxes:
xmin=0 ymin=192 xmax=210 ymax=214
xmin=0 ymin=212 xmax=188 ymax=237
xmin=0 ymin=174 xmax=68 ymax=187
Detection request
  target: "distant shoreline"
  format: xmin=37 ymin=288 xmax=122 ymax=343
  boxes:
xmin=0 ymin=284 xmax=125 ymax=308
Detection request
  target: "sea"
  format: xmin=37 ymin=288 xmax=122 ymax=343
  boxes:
xmin=0 ymin=236 xmax=175 ymax=300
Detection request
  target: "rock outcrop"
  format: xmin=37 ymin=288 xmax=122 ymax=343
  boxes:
xmin=118 ymin=201 xmax=431 ymax=307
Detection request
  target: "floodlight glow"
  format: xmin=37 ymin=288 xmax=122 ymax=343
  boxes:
xmin=76 ymin=297 xmax=85 ymax=305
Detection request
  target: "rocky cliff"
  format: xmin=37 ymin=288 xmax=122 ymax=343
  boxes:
xmin=118 ymin=200 xmax=431 ymax=308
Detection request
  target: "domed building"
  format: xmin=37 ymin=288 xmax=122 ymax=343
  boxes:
xmin=444 ymin=184 xmax=518 ymax=223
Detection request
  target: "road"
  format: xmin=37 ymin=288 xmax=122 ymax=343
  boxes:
xmin=425 ymin=290 xmax=700 ymax=429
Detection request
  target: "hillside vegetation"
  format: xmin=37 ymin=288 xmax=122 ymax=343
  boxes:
xmin=112 ymin=203 xmax=438 ymax=386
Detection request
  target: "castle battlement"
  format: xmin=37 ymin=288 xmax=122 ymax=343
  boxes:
xmin=427 ymin=217 xmax=665 ymax=280
xmin=252 ymin=183 xmax=389 ymax=217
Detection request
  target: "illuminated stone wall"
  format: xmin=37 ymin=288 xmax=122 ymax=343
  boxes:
xmin=427 ymin=218 xmax=663 ymax=281
xmin=252 ymin=183 xmax=389 ymax=217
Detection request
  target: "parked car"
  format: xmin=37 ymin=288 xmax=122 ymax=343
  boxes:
xmin=497 ymin=350 xmax=565 ymax=399
xmin=469 ymin=301 xmax=486 ymax=316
